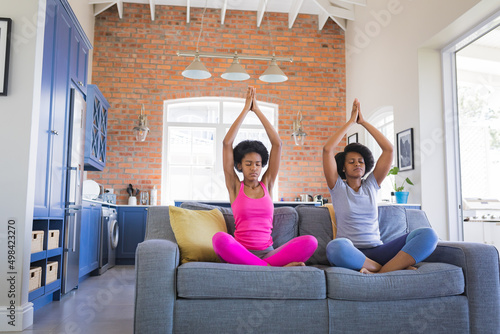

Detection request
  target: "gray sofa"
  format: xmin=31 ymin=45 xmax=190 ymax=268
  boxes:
xmin=134 ymin=203 xmax=500 ymax=334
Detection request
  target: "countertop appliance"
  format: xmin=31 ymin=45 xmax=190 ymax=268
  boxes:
xmin=462 ymin=198 xmax=500 ymax=222
xmin=62 ymin=88 xmax=86 ymax=294
xmin=99 ymin=207 xmax=118 ymax=274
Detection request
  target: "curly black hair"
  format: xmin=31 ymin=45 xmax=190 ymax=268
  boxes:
xmin=334 ymin=143 xmax=375 ymax=179
xmin=233 ymin=140 xmax=269 ymax=172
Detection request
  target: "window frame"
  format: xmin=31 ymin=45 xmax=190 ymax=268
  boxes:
xmin=161 ymin=97 xmax=279 ymax=205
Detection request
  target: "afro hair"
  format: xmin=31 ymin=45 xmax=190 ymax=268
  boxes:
xmin=233 ymin=140 xmax=269 ymax=172
xmin=334 ymin=143 xmax=375 ymax=179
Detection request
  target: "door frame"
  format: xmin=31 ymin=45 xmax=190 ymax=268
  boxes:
xmin=441 ymin=10 xmax=500 ymax=241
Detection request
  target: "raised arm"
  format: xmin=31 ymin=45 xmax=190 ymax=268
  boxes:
xmin=252 ymin=88 xmax=282 ymax=193
xmin=356 ymin=107 xmax=393 ymax=186
xmin=323 ymin=99 xmax=359 ymax=189
xmin=223 ymin=87 xmax=253 ymax=202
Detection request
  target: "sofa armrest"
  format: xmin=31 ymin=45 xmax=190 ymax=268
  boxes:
xmin=134 ymin=239 xmax=179 ymax=334
xmin=425 ymin=241 xmax=500 ymax=333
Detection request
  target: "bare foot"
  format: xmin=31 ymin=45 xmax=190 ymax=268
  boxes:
xmin=360 ymin=267 xmax=377 ymax=274
xmin=283 ymin=262 xmax=305 ymax=267
xmin=405 ymin=266 xmax=417 ymax=270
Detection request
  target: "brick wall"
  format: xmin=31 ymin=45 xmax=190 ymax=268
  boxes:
xmin=89 ymin=4 xmax=345 ymax=205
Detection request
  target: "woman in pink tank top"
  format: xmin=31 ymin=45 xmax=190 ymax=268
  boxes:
xmin=212 ymin=87 xmax=317 ymax=267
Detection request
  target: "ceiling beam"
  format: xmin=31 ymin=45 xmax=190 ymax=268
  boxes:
xmin=220 ymin=0 xmax=228 ymax=24
xmin=328 ymin=0 xmax=354 ymax=11
xmin=339 ymin=0 xmax=366 ymax=6
xmin=116 ymin=0 xmax=123 ymax=19
xmin=149 ymin=0 xmax=155 ymax=21
xmin=288 ymin=0 xmax=304 ymax=29
xmin=93 ymin=2 xmax=116 ymax=16
xmin=313 ymin=0 xmax=355 ymax=21
xmin=318 ymin=11 xmax=329 ymax=30
xmin=256 ymin=0 xmax=268 ymax=27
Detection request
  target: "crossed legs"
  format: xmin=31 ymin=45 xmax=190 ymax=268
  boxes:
xmin=212 ymin=232 xmax=318 ymax=267
xmin=326 ymin=227 xmax=438 ymax=273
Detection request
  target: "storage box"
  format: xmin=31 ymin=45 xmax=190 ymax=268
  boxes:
xmin=47 ymin=230 xmax=60 ymax=249
xmin=46 ymin=261 xmax=58 ymax=284
xmin=31 ymin=231 xmax=44 ymax=253
xmin=29 ymin=267 xmax=42 ymax=292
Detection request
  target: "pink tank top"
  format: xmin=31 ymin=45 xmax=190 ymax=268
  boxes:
xmin=231 ymin=181 xmax=274 ymax=250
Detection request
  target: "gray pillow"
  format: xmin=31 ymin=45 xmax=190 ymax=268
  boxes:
xmin=378 ymin=205 xmax=408 ymax=243
xmin=296 ymin=205 xmax=333 ymax=266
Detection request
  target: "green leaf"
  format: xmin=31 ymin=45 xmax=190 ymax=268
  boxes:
xmin=406 ymin=178 xmax=414 ymax=186
xmin=387 ymin=167 xmax=399 ymax=176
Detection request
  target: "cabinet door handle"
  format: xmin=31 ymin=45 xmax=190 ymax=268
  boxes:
xmin=51 ymin=130 xmax=59 ymax=135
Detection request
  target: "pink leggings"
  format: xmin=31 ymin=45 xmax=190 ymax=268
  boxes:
xmin=212 ymin=232 xmax=318 ymax=267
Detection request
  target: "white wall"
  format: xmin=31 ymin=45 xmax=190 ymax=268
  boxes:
xmin=0 ymin=0 xmax=45 ymax=330
xmin=345 ymin=0 xmax=500 ymax=239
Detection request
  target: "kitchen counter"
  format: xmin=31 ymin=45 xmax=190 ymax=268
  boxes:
xmin=83 ymin=198 xmax=118 ymax=207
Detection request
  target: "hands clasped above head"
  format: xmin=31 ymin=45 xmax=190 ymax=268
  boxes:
xmin=244 ymin=86 xmax=261 ymax=113
xmin=350 ymin=98 xmax=365 ymax=125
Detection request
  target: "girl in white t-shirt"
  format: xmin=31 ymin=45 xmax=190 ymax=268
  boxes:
xmin=322 ymin=99 xmax=438 ymax=274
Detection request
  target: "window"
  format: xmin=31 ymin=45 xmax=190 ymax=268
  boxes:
xmin=366 ymin=107 xmax=394 ymax=201
xmin=162 ymin=97 xmax=278 ymax=205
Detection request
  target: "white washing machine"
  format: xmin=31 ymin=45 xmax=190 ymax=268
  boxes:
xmin=99 ymin=207 xmax=118 ymax=274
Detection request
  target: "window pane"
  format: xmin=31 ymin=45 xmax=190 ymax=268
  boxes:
xmin=192 ymin=129 xmax=215 ymax=165
xmin=168 ymin=166 xmax=192 ymax=200
xmin=167 ymin=101 xmax=219 ymax=123
xmin=168 ymin=128 xmax=192 ymax=164
xmin=223 ymin=102 xmax=274 ymax=125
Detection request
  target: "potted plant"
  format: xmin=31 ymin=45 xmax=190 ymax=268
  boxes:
xmin=387 ymin=167 xmax=414 ymax=204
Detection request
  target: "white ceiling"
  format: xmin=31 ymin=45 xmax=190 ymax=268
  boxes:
xmin=89 ymin=0 xmax=366 ymax=31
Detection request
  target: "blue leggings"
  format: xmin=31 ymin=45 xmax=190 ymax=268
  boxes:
xmin=326 ymin=228 xmax=438 ymax=270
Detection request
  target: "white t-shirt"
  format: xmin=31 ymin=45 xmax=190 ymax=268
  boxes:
xmin=328 ymin=173 xmax=382 ymax=248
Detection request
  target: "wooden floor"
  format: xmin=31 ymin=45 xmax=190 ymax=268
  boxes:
xmin=10 ymin=266 xmax=135 ymax=334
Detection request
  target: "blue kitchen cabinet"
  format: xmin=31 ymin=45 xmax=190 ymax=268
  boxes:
xmin=116 ymin=207 xmax=148 ymax=264
xmin=84 ymin=84 xmax=110 ymax=171
xmin=70 ymin=31 xmax=88 ymax=91
xmin=79 ymin=201 xmax=101 ymax=278
xmin=31 ymin=0 xmax=91 ymax=311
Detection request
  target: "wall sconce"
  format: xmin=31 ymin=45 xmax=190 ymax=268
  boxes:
xmin=133 ymin=104 xmax=149 ymax=142
xmin=291 ymin=111 xmax=307 ymax=146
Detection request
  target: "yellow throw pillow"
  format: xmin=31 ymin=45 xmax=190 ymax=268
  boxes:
xmin=169 ymin=206 xmax=227 ymax=264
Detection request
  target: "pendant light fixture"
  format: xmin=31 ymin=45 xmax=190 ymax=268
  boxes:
xmin=179 ymin=3 xmax=291 ymax=82
xmin=259 ymin=55 xmax=288 ymax=83
xmin=181 ymin=3 xmax=210 ymax=80
xmin=291 ymin=111 xmax=307 ymax=146
xmin=221 ymin=52 xmax=250 ymax=81
xmin=133 ymin=104 xmax=150 ymax=142
xmin=182 ymin=51 xmax=211 ymax=79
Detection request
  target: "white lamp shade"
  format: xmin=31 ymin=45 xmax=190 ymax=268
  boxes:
xmin=221 ymin=58 xmax=250 ymax=81
xmin=259 ymin=59 xmax=288 ymax=83
xmin=182 ymin=56 xmax=211 ymax=79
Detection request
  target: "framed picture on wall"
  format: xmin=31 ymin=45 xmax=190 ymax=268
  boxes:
xmin=348 ymin=133 xmax=358 ymax=144
xmin=0 ymin=18 xmax=12 ymax=96
xmin=397 ymin=128 xmax=414 ymax=171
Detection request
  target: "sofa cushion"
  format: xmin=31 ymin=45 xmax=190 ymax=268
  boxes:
xmin=377 ymin=205 xmax=408 ymax=243
xmin=179 ymin=202 xmax=298 ymax=249
xmin=296 ymin=205 xmax=334 ymax=266
xmin=169 ymin=206 xmax=227 ymax=264
xmin=177 ymin=262 xmax=326 ymax=300
xmin=325 ymin=262 xmax=464 ymax=301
